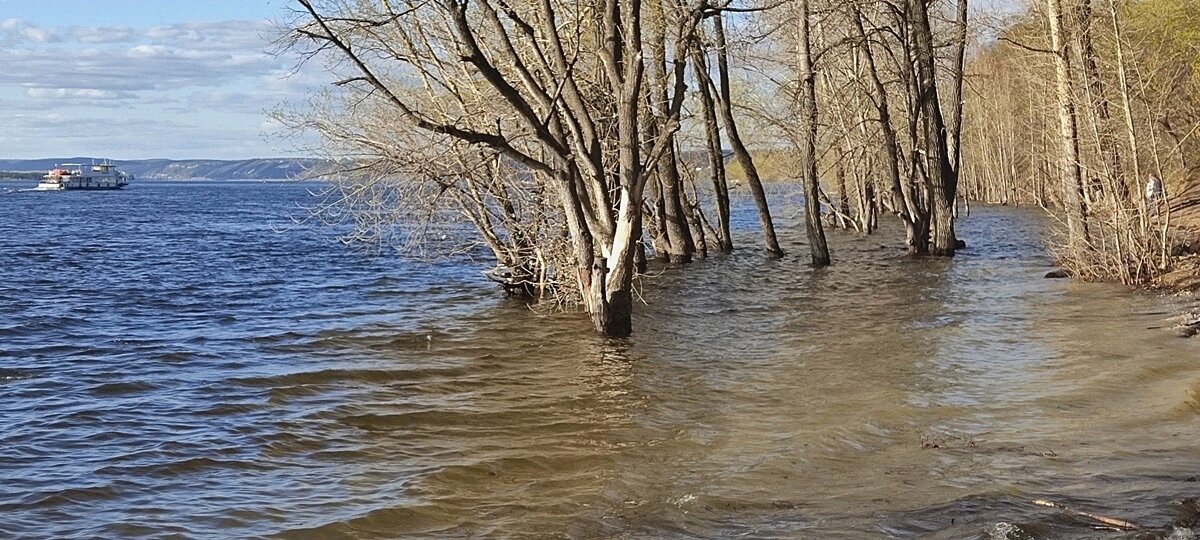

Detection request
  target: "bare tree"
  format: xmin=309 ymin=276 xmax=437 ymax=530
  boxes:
xmin=797 ymin=0 xmax=830 ymax=265
xmin=851 ymin=4 xmax=927 ymax=252
xmin=1047 ymin=0 xmax=1092 ymax=245
xmin=691 ymin=39 xmax=734 ymax=251
xmin=290 ymin=0 xmax=705 ymax=336
xmin=711 ymin=13 xmax=785 ymax=256
xmin=909 ymin=0 xmax=959 ymax=256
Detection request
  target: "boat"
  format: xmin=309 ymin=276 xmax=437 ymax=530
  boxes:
xmin=35 ymin=161 xmax=132 ymax=191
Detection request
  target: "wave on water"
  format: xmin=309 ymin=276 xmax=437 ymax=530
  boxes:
xmin=1 ymin=183 xmax=1198 ymax=538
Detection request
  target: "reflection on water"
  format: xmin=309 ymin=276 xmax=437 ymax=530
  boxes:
xmin=1 ymin=183 xmax=1198 ymax=539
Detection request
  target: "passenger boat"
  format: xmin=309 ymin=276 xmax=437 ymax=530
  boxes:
xmin=35 ymin=162 xmax=132 ymax=191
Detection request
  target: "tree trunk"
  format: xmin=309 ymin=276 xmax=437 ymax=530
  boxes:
xmin=898 ymin=3 xmax=932 ymax=253
xmin=683 ymin=171 xmax=710 ymax=258
xmin=590 ymin=187 xmax=641 ymax=337
xmin=947 ymin=0 xmax=969 ymax=176
xmin=633 ymin=208 xmax=648 ymax=273
xmin=1075 ymin=0 xmax=1128 ymax=202
xmin=910 ymin=0 xmax=958 ymax=256
xmin=660 ymin=149 xmax=694 ymax=263
xmin=837 ymin=160 xmax=851 ymax=218
xmin=798 ymin=0 xmax=830 ymax=266
xmin=1109 ymin=0 xmax=1142 ymax=205
xmin=712 ymin=14 xmax=784 ymax=256
xmin=692 ymin=47 xmax=734 ymax=251
xmin=852 ymin=6 xmax=925 ymax=253
xmin=645 ymin=0 xmax=692 ymax=263
xmin=1048 ymin=0 xmax=1091 ymax=245
xmin=645 ymin=157 xmax=671 ymax=258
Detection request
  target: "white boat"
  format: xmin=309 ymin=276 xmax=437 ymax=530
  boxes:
xmin=35 ymin=162 xmax=132 ymax=191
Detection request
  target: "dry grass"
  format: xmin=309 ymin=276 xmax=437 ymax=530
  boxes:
xmin=725 ymin=149 xmax=799 ymax=184
xmin=1053 ymin=179 xmax=1200 ymax=291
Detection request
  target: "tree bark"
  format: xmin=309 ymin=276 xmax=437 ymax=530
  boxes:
xmin=1108 ymin=0 xmax=1142 ymax=205
xmin=910 ymin=0 xmax=958 ymax=256
xmin=947 ymin=0 xmax=969 ymax=180
xmin=646 ymin=167 xmax=671 ymax=257
xmin=1048 ymin=0 xmax=1091 ymax=245
xmin=901 ymin=5 xmax=932 ymax=254
xmin=645 ymin=0 xmax=693 ymax=263
xmin=692 ymin=46 xmax=734 ymax=251
xmin=798 ymin=0 xmax=831 ymax=266
xmin=1075 ymin=0 xmax=1128 ymax=202
xmin=712 ymin=14 xmax=784 ymax=256
xmin=852 ymin=6 xmax=926 ymax=253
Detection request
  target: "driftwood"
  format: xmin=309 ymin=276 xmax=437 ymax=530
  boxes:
xmin=1032 ymin=499 xmax=1138 ymax=530
xmin=818 ymin=188 xmax=862 ymax=232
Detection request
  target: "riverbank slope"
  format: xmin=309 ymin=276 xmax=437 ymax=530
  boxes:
xmin=1160 ymin=181 xmax=1200 ymax=291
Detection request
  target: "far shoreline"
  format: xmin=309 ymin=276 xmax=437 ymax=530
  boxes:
xmin=0 ymin=177 xmax=316 ymax=183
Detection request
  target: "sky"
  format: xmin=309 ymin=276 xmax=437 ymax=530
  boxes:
xmin=0 ymin=1 xmax=322 ymax=160
xmin=0 ymin=0 xmax=1023 ymax=161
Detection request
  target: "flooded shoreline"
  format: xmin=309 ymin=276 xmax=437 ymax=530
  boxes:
xmin=2 ymin=183 xmax=1198 ymax=538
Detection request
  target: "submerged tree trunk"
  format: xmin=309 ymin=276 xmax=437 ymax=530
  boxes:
xmin=645 ymin=0 xmax=693 ymax=263
xmin=692 ymin=46 xmax=734 ymax=251
xmin=902 ymin=8 xmax=932 ymax=254
xmin=910 ymin=0 xmax=957 ymax=256
xmin=798 ymin=0 xmax=830 ymax=266
xmin=589 ymin=188 xmax=642 ymax=337
xmin=655 ymin=141 xmax=694 ymax=263
xmin=947 ymin=0 xmax=969 ymax=208
xmin=647 ymin=168 xmax=671 ymax=257
xmin=852 ymin=6 xmax=924 ymax=252
xmin=712 ymin=14 xmax=783 ymax=256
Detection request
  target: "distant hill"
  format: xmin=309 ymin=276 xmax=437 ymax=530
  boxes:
xmin=0 ymin=157 xmax=333 ymax=180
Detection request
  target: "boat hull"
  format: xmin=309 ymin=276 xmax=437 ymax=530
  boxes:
xmin=35 ymin=183 xmax=127 ymax=191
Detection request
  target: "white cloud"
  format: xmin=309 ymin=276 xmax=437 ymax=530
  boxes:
xmin=127 ymin=44 xmax=168 ymax=58
xmin=26 ymin=88 xmax=134 ymax=100
xmin=0 ymin=16 xmax=320 ymax=158
xmin=70 ymin=25 xmax=135 ymax=44
xmin=0 ymin=32 xmax=280 ymax=94
xmin=0 ymin=108 xmax=272 ymax=158
xmin=144 ymin=20 xmax=274 ymax=51
xmin=4 ymin=112 xmax=191 ymax=147
xmin=145 ymin=25 xmax=200 ymax=42
xmin=2 ymin=18 xmax=60 ymax=44
xmin=183 ymin=90 xmax=260 ymax=112
xmin=262 ymin=66 xmax=331 ymax=96
xmin=20 ymin=26 xmax=59 ymax=43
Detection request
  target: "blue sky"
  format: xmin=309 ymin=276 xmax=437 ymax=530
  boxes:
xmin=0 ymin=1 xmax=319 ymax=160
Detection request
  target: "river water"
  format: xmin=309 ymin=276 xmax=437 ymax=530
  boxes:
xmin=2 ymin=181 xmax=1198 ymax=539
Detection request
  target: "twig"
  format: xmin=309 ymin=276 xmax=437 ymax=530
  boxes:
xmin=1031 ymin=499 xmax=1138 ymax=530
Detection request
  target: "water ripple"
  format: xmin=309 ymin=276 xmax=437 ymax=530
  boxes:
xmin=1 ymin=182 xmax=1198 ymax=538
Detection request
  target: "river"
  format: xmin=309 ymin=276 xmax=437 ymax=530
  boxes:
xmin=2 ymin=181 xmax=1197 ymax=538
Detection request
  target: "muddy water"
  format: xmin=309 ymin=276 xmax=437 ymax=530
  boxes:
xmin=2 ymin=182 xmax=1198 ymax=538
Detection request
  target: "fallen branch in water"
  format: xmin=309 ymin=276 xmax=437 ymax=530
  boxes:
xmin=1032 ymin=499 xmax=1138 ymax=530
